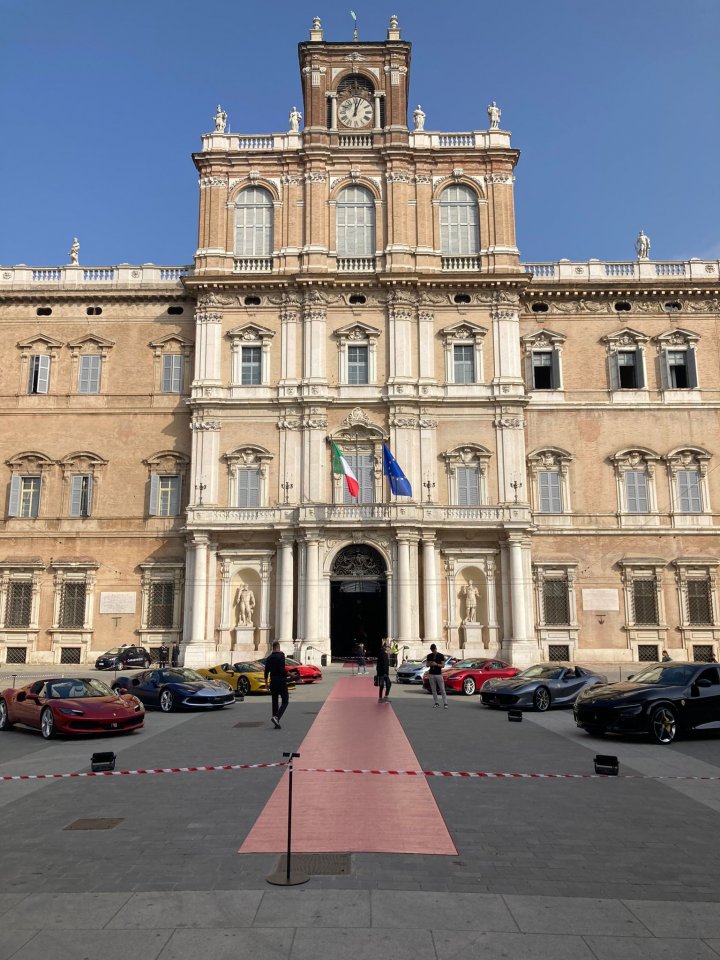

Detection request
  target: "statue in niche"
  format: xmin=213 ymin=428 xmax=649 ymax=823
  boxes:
xmin=235 ymin=583 xmax=256 ymax=626
xmin=413 ymin=105 xmax=426 ymax=131
xmin=288 ymin=106 xmax=302 ymax=132
xmin=487 ymin=101 xmax=501 ymax=130
xmin=635 ymin=229 xmax=651 ymax=260
xmin=463 ymin=581 xmax=479 ymax=623
xmin=213 ymin=105 xmax=227 ymax=133
xmin=68 ymin=237 xmax=80 ymax=264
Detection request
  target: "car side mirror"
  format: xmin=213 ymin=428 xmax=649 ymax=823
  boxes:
xmin=627 ymin=674 xmax=634 ymax=680
xmin=16 ymin=691 xmax=26 ymax=702
xmin=696 ymin=678 xmax=713 ymax=688
xmin=26 ymin=693 xmax=39 ymax=703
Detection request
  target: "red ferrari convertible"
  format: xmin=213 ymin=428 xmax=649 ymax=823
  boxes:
xmin=0 ymin=677 xmax=145 ymax=739
xmin=422 ymin=658 xmax=520 ymax=696
xmin=285 ymin=657 xmax=322 ymax=683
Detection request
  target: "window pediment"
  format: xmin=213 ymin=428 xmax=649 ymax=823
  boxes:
xmin=664 ymin=447 xmax=710 ymax=476
xmin=601 ymin=327 xmax=648 ymax=351
xmin=335 ymin=407 xmax=386 ymax=442
xmin=334 ymin=321 xmax=381 ymax=341
xmin=227 ymin=323 xmax=275 ymax=343
xmin=440 ymin=321 xmax=487 ymax=345
xmin=444 ymin=444 xmax=491 ymax=472
xmin=149 ymin=334 xmax=193 ymax=356
xmin=521 ymin=329 xmax=566 ymax=352
xmin=224 ymin=445 xmax=273 ymax=469
xmin=654 ymin=328 xmax=700 ymax=346
xmin=67 ymin=335 xmax=115 ymax=354
xmin=611 ymin=448 xmax=659 ymax=473
xmin=6 ymin=451 xmax=54 ymax=472
xmin=16 ymin=334 xmax=63 ymax=353
xmin=143 ymin=451 xmax=189 ymax=472
xmin=528 ymin=447 xmax=572 ymax=474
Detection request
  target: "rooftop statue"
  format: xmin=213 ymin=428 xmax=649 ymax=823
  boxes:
xmin=68 ymin=237 xmax=80 ymax=265
xmin=288 ymin=106 xmax=302 ymax=132
xmin=413 ymin=104 xmax=426 ymax=131
xmin=487 ymin=101 xmax=501 ymax=130
xmin=213 ymin=105 xmax=227 ymax=133
xmin=635 ymin=229 xmax=651 ymax=260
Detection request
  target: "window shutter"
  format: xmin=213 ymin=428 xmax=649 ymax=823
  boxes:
xmin=149 ymin=474 xmax=159 ymax=516
xmin=30 ymin=355 xmax=50 ymax=394
xmin=660 ymin=350 xmax=670 ymax=389
xmin=551 ymin=349 xmax=561 ymax=389
xmin=539 ymin=471 xmax=561 ymax=512
xmin=237 ymin=469 xmax=249 ymax=506
xmin=678 ymin=470 xmax=701 ymax=513
xmin=634 ymin=348 xmax=645 ymax=388
xmin=85 ymin=475 xmax=93 ymax=515
xmin=170 ymin=476 xmax=182 ymax=516
xmin=70 ymin=476 xmax=83 ymax=517
xmin=626 ymin=471 xmax=648 ymax=513
xmin=686 ymin=347 xmax=698 ymax=388
xmin=456 ymin=467 xmax=479 ymax=506
xmin=360 ymin=454 xmax=374 ymax=503
xmin=608 ymin=353 xmax=620 ymax=390
xmin=246 ymin=469 xmax=259 ymax=507
xmin=457 ymin=468 xmax=469 ymax=506
xmin=8 ymin=476 xmax=21 ymax=517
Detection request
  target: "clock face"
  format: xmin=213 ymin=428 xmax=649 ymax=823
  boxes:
xmin=338 ymin=96 xmax=374 ymax=129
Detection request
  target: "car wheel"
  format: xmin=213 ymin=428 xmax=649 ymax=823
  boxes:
xmin=41 ymin=707 xmax=55 ymax=739
xmin=0 ymin=699 xmax=13 ymax=731
xmin=462 ymin=677 xmax=476 ymax=696
xmin=533 ymin=686 xmax=551 ymax=712
xmin=650 ymin=704 xmax=677 ymax=745
xmin=159 ymin=689 xmax=175 ymax=713
xmin=237 ymin=676 xmax=251 ymax=697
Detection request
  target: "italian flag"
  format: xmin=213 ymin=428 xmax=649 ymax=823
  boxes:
xmin=332 ymin=441 xmax=359 ymax=498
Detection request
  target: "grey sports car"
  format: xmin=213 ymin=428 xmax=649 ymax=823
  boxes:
xmin=396 ymin=657 xmax=459 ymax=684
xmin=480 ymin=663 xmax=608 ymax=712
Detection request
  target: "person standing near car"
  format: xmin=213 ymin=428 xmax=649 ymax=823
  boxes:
xmin=426 ymin=643 xmax=448 ymax=708
xmin=376 ymin=641 xmax=392 ymax=704
xmin=159 ymin=643 xmax=169 ymax=668
xmin=264 ymin=641 xmax=289 ymax=729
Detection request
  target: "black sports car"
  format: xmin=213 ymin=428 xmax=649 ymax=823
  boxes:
xmin=113 ymin=668 xmax=236 ymax=712
xmin=95 ymin=645 xmax=152 ymax=670
xmin=574 ymin=661 xmax=720 ymax=744
xmin=480 ymin=664 xmax=608 ymax=712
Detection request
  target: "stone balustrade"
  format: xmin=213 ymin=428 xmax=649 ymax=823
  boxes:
xmin=0 ymin=263 xmax=191 ymax=289
xmin=200 ymin=129 xmax=511 ymax=152
xmin=524 ymin=259 xmax=720 ymax=283
xmin=186 ymin=503 xmax=531 ymax=527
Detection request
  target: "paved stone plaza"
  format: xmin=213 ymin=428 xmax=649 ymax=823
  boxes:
xmin=1 ymin=666 xmax=720 ymax=958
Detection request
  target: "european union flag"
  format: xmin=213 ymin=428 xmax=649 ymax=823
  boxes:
xmin=382 ymin=443 xmax=412 ymax=497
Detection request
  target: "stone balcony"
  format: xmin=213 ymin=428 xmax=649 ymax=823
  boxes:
xmin=0 ymin=264 xmax=192 ymax=290
xmin=199 ymin=129 xmax=511 ymax=153
xmin=524 ymin=259 xmax=720 ymax=283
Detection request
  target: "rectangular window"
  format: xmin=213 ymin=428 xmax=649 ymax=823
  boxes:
xmin=148 ymin=581 xmax=175 ymax=628
xmin=6 ymin=581 xmax=32 ymax=627
xmin=347 ymin=345 xmax=369 ymax=385
xmin=237 ymin=468 xmax=260 ymax=508
xmin=78 ymin=355 xmax=101 ymax=394
xmin=538 ymin=471 xmax=562 ymax=513
xmin=453 ymin=345 xmax=475 ymax=384
xmin=343 ymin=453 xmax=374 ymax=504
xmin=666 ymin=351 xmax=688 ymax=389
xmin=632 ymin=579 xmax=658 ymax=625
xmin=687 ymin=579 xmax=713 ymax=625
xmin=532 ymin=351 xmax=553 ymax=389
xmin=241 ymin=346 xmax=262 ymax=385
xmin=157 ymin=476 xmax=181 ymax=517
xmin=28 ymin=355 xmax=50 ymax=394
xmin=10 ymin=477 xmax=41 ymax=519
xmin=456 ymin=466 xmax=480 ymax=505
xmin=543 ymin=580 xmax=570 ymax=625
xmin=69 ymin=475 xmax=93 ymax=518
xmin=59 ymin=581 xmax=87 ymax=628
xmin=161 ymin=355 xmax=184 ymax=393
xmin=617 ymin=351 xmax=639 ymax=388
xmin=625 ymin=471 xmax=648 ymax=513
xmin=677 ymin=469 xmax=702 ymax=513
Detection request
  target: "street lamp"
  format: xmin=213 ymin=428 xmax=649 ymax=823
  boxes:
xmin=195 ymin=482 xmax=207 ymax=506
xmin=281 ymin=481 xmax=294 ymax=504
xmin=510 ymin=479 xmax=523 ymax=504
xmin=423 ymin=479 xmax=436 ymax=503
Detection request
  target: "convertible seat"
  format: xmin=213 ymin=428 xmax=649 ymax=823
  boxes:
xmin=239 ymin=676 xmax=457 ymax=854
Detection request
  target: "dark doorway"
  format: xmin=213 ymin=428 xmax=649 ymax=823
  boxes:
xmin=330 ymin=545 xmax=387 ymax=660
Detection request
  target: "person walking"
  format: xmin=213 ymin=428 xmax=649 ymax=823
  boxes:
xmin=426 ymin=643 xmax=448 ymax=708
xmin=264 ymin=641 xmax=289 ymax=729
xmin=376 ymin=641 xmax=392 ymax=703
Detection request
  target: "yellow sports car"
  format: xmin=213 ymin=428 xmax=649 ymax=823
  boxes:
xmin=198 ymin=661 xmax=297 ymax=697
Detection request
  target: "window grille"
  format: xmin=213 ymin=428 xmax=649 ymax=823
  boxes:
xmin=632 ymin=579 xmax=658 ymax=625
xmin=347 ymin=345 xmax=369 ymax=384
xmin=677 ymin=470 xmax=702 ymax=513
xmin=59 ymin=582 xmax=86 ymax=628
xmin=60 ymin=647 xmax=81 ymax=664
xmin=625 ymin=471 xmax=649 ymax=513
xmin=692 ymin=644 xmax=714 ymax=663
xmin=241 ymin=346 xmax=262 ymax=385
xmin=237 ymin=468 xmax=260 ymax=508
xmin=687 ymin=578 xmax=713 ymax=625
xmin=543 ymin=579 xmax=570 ymax=625
xmin=28 ymin=355 xmax=50 ymax=394
xmin=548 ymin=644 xmax=570 ymax=662
xmin=638 ymin=644 xmax=659 ymax=662
xmin=234 ymin=187 xmax=274 ymax=258
xmin=161 ymin=355 xmax=184 ymax=393
xmin=336 ymin=186 xmax=375 ymax=258
xmin=439 ymin=185 xmax=479 ymax=256
xmin=453 ymin=344 xmax=475 ymax=384
xmin=342 ymin=452 xmax=374 ymax=504
xmin=78 ymin=355 xmax=101 ymax=393
xmin=148 ymin=581 xmax=174 ymax=628
xmin=150 ymin=647 xmax=163 ymax=664
xmin=6 ymin=582 xmax=32 ymax=627
xmin=538 ymin=471 xmax=562 ymax=513
xmin=456 ymin=466 xmax=480 ymax=506
xmin=5 ymin=646 xmax=27 ymax=664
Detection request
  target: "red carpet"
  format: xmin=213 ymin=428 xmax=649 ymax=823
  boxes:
xmin=239 ymin=676 xmax=457 ymax=854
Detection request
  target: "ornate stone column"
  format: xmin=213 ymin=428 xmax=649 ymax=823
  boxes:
xmin=205 ymin=540 xmax=217 ymax=644
xmin=303 ymin=534 xmax=321 ymax=647
xmin=483 ymin=555 xmax=500 ymax=653
xmin=396 ymin=534 xmax=417 ymax=646
xmin=193 ymin=310 xmax=223 ymax=387
xmin=276 ymin=537 xmax=295 ymax=646
xmin=422 ymin=534 xmax=440 ymax=645
xmin=504 ymin=535 xmax=537 ymax=668
xmin=184 ymin=535 xmax=212 ymax=667
xmin=258 ymin=558 xmax=272 ymax=651
xmin=190 ymin=418 xmax=221 ymax=505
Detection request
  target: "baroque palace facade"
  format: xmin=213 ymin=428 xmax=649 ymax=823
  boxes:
xmin=1 ymin=17 xmax=719 ymax=668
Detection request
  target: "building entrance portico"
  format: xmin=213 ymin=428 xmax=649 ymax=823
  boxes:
xmin=329 ymin=545 xmax=388 ymax=659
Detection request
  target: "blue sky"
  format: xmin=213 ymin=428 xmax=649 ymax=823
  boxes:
xmin=1 ymin=0 xmax=718 ymax=267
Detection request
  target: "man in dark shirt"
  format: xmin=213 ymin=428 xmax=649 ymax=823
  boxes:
xmin=426 ymin=643 xmax=448 ymax=708
xmin=376 ymin=641 xmax=392 ymax=703
xmin=264 ymin=641 xmax=289 ymax=729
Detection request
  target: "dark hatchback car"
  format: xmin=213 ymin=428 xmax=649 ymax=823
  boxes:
xmin=574 ymin=661 xmax=720 ymax=744
xmin=95 ymin=645 xmax=152 ymax=670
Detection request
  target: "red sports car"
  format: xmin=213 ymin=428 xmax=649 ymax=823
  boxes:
xmin=0 ymin=677 xmax=145 ymax=739
xmin=422 ymin=658 xmax=520 ymax=696
xmin=285 ymin=657 xmax=322 ymax=683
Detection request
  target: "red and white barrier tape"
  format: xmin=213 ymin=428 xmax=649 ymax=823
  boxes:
xmin=2 ymin=762 xmax=720 ymax=783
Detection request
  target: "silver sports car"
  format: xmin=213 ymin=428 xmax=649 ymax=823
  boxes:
xmin=396 ymin=657 xmax=459 ymax=684
xmin=480 ymin=663 xmax=608 ymax=712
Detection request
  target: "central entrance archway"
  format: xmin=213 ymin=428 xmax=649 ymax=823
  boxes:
xmin=330 ymin=544 xmax=387 ymax=660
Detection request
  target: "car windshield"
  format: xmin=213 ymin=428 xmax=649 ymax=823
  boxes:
xmin=452 ymin=660 xmax=478 ymax=670
xmin=46 ymin=678 xmax=114 ymax=698
xmin=285 ymin=658 xmax=300 ymax=666
xmin=102 ymin=648 xmax=124 ymax=656
xmin=233 ymin=662 xmax=264 ymax=672
xmin=518 ymin=665 xmax=565 ymax=680
xmin=158 ymin=669 xmax=203 ymax=683
xmin=630 ymin=664 xmax=698 ymax=685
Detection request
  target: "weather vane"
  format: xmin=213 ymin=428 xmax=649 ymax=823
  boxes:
xmin=350 ymin=9 xmax=358 ymax=41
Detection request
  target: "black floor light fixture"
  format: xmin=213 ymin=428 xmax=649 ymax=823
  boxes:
xmin=90 ymin=752 xmax=116 ymax=772
xmin=593 ymin=754 xmax=619 ymax=776
xmin=508 ymin=709 xmax=522 ymax=722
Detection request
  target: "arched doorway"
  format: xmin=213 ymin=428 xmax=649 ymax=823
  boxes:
xmin=330 ymin=545 xmax=387 ymax=660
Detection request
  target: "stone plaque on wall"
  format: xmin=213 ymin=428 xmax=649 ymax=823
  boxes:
xmin=582 ymin=589 xmax=619 ymax=612
xmin=99 ymin=592 xmax=137 ymax=614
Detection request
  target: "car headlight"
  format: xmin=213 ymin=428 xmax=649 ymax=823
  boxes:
xmin=58 ymin=706 xmax=84 ymax=716
xmin=133 ymin=700 xmax=143 ymax=712
xmin=617 ymin=703 xmax=643 ymax=716
xmin=576 ymin=688 xmax=592 ymax=701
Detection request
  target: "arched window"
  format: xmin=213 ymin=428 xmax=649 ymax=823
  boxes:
xmin=234 ymin=187 xmax=274 ymax=258
xmin=336 ymin=186 xmax=375 ymax=258
xmin=439 ymin=184 xmax=479 ymax=256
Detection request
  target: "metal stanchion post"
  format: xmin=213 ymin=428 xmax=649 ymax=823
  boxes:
xmin=266 ymin=751 xmax=309 ymax=886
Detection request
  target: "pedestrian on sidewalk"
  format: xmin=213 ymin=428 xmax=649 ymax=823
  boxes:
xmin=264 ymin=641 xmax=289 ymax=729
xmin=159 ymin=643 xmax=169 ymax=668
xmin=390 ymin=640 xmax=399 ymax=668
xmin=376 ymin=641 xmax=392 ymax=703
xmin=426 ymin=643 xmax=448 ymax=708
xmin=661 ymin=649 xmax=671 ymax=662
xmin=358 ymin=642 xmax=367 ymax=674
